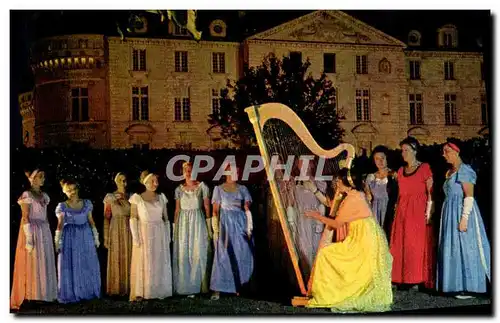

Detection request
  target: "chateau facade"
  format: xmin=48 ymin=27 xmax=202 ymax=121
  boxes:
xmin=22 ymin=10 xmax=488 ymax=151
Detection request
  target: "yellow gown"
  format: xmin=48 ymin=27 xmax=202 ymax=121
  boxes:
xmin=306 ymin=190 xmax=393 ymax=312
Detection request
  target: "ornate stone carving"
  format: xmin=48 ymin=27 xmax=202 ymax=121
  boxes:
xmin=379 ymin=58 xmax=391 ymax=74
xmin=288 ymin=14 xmax=372 ymax=43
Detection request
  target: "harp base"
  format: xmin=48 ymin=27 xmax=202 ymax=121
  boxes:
xmin=291 ymin=296 xmax=311 ymax=307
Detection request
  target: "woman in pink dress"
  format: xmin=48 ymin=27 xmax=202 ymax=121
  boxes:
xmin=128 ymin=171 xmax=172 ymax=301
xmin=390 ymin=137 xmax=436 ymax=290
xmin=11 ymin=169 xmax=57 ymax=310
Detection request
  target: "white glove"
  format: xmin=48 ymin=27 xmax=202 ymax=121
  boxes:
xmin=130 ymin=217 xmax=141 ymax=247
xmin=206 ymin=218 xmax=213 ymax=240
xmin=91 ymin=227 xmax=100 ymax=248
xmin=286 ymin=206 xmax=297 ymax=225
xmin=425 ymin=201 xmax=433 ymax=221
xmin=212 ymin=216 xmax=220 ymax=242
xmin=172 ymin=223 xmax=176 ymax=242
xmin=245 ymin=210 xmax=253 ymax=237
xmin=54 ymin=230 xmax=62 ymax=253
xmin=461 ymin=197 xmax=474 ymax=220
xmin=303 ymin=180 xmax=318 ymax=193
xmin=23 ymin=223 xmax=34 ymax=253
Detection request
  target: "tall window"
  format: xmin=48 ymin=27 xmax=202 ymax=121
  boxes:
xmin=212 ymin=53 xmax=225 ymax=73
xmin=481 ymin=94 xmax=488 ymax=125
xmin=409 ymin=93 xmax=423 ymax=125
xmin=323 ymin=53 xmax=336 ymax=73
xmin=173 ymin=24 xmax=188 ymax=36
xmin=71 ymin=88 xmax=89 ymax=122
xmin=290 ymin=51 xmax=302 ymax=66
xmin=174 ymin=97 xmax=191 ymax=121
xmin=444 ymin=61 xmax=455 ymax=80
xmin=132 ymin=87 xmax=149 ymax=121
xmin=409 ymin=61 xmax=421 ymax=80
xmin=356 ymin=55 xmax=368 ymax=74
xmin=132 ymin=49 xmax=146 ymax=71
xmin=444 ymin=93 xmax=457 ymax=125
xmin=443 ymin=32 xmax=453 ymax=47
xmin=175 ymin=51 xmax=188 ymax=72
xmin=212 ymin=89 xmax=222 ymax=115
xmin=355 ymin=89 xmax=370 ymax=121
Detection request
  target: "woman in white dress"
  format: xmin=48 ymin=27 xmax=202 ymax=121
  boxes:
xmin=128 ymin=171 xmax=172 ymax=301
xmin=173 ymin=162 xmax=212 ymax=297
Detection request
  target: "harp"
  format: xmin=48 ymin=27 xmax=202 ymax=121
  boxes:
xmin=245 ymin=103 xmax=355 ymax=304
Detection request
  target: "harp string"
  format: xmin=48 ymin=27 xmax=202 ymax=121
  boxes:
xmin=262 ymin=119 xmax=345 ymax=285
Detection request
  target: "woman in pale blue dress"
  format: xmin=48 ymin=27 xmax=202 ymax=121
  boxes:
xmin=55 ymin=179 xmax=101 ymax=303
xmin=437 ymin=141 xmax=491 ymax=298
xmin=210 ymin=167 xmax=254 ymax=300
xmin=173 ymin=162 xmax=212 ymax=297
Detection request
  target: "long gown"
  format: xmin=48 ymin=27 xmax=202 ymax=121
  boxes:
xmin=437 ymin=164 xmax=491 ymax=293
xmin=366 ymin=172 xmax=397 ymax=242
xmin=128 ymin=193 xmax=172 ymax=301
xmin=307 ymin=190 xmax=393 ymax=312
xmin=10 ymin=191 xmax=57 ymax=309
xmin=173 ymin=182 xmax=211 ymax=295
xmin=56 ymin=200 xmax=101 ymax=303
xmin=390 ymin=163 xmax=435 ymax=288
xmin=103 ymin=193 xmax=132 ymax=296
xmin=210 ymin=184 xmax=254 ymax=294
xmin=293 ymin=180 xmax=327 ymax=278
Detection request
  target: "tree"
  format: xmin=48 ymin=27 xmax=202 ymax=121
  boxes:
xmin=208 ymin=54 xmax=345 ymax=149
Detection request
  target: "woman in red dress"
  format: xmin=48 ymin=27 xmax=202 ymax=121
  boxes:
xmin=390 ymin=137 xmax=435 ymax=291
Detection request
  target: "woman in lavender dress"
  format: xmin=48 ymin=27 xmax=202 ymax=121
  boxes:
xmin=55 ymin=179 xmax=101 ymax=303
xmin=210 ymin=166 xmax=254 ymax=300
xmin=10 ymin=169 xmax=57 ymax=310
xmin=364 ymin=146 xmax=398 ymax=241
xmin=292 ymin=158 xmax=327 ymax=279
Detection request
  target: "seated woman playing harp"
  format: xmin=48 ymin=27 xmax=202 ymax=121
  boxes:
xmin=298 ymin=168 xmax=393 ymax=312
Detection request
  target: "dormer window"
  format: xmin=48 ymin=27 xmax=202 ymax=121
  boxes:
xmin=438 ymin=24 xmax=458 ymax=48
xmin=444 ymin=32 xmax=453 ymax=47
xmin=209 ymin=19 xmax=227 ymax=38
xmin=408 ymin=30 xmax=421 ymax=46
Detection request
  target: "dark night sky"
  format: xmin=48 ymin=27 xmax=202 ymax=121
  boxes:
xmin=10 ymin=10 xmax=492 ymax=147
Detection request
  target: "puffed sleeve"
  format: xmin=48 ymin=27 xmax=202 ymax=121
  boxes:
xmin=316 ymin=180 xmax=327 ymax=194
xmin=200 ymin=182 xmax=210 ymax=199
xmin=17 ymin=191 xmax=32 ymax=205
xmin=240 ymin=185 xmax=253 ymax=203
xmin=160 ymin=193 xmax=168 ymax=206
xmin=129 ymin=193 xmax=140 ymax=205
xmin=212 ymin=186 xmax=221 ymax=204
xmin=43 ymin=193 xmax=50 ymax=205
xmin=457 ymin=164 xmax=477 ymax=185
xmin=55 ymin=202 xmax=65 ymax=219
xmin=366 ymin=173 xmax=375 ymax=184
xmin=103 ymin=193 xmax=115 ymax=204
xmin=174 ymin=186 xmax=182 ymax=200
xmin=421 ymin=163 xmax=433 ymax=181
xmin=86 ymin=200 xmax=94 ymax=213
